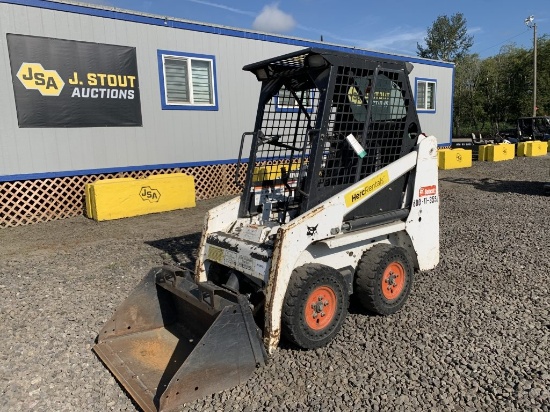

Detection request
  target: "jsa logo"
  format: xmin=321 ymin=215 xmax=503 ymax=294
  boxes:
xmin=16 ymin=63 xmax=65 ymax=96
xmin=139 ymin=186 xmax=161 ymax=203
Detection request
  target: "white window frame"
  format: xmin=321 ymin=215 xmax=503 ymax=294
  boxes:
xmin=158 ymin=50 xmax=218 ymax=111
xmin=275 ymin=86 xmax=314 ymax=113
xmin=415 ymin=78 xmax=436 ymax=113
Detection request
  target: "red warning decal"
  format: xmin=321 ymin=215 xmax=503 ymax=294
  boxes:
xmin=419 ymin=185 xmax=437 ymax=197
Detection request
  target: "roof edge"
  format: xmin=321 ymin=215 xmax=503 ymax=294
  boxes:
xmin=0 ymin=0 xmax=455 ymax=68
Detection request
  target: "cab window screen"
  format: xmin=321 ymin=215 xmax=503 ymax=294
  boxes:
xmin=347 ymin=74 xmax=406 ymax=122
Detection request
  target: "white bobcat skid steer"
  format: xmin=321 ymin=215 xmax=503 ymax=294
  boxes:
xmin=94 ymin=48 xmax=439 ymax=412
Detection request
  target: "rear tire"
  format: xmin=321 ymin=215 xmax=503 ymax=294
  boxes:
xmin=281 ymin=264 xmax=349 ymax=349
xmin=355 ymin=244 xmax=413 ymax=315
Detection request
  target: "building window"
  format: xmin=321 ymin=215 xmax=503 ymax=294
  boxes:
xmin=275 ymin=86 xmax=313 ymax=112
xmin=416 ymin=79 xmax=436 ymax=112
xmin=158 ymin=50 xmax=218 ymax=110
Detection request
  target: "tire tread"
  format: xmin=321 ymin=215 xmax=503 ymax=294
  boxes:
xmin=281 ymin=264 xmax=348 ymax=349
xmin=355 ymin=244 xmax=413 ymax=315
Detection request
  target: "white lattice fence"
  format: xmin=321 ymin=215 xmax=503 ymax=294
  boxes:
xmin=0 ymin=163 xmax=249 ymax=228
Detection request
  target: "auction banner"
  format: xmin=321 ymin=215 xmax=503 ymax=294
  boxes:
xmin=7 ymin=34 xmax=142 ymax=127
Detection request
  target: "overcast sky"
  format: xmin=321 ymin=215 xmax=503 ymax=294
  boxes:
xmin=86 ymin=0 xmax=547 ymax=58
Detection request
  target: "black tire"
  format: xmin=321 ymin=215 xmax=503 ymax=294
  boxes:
xmin=355 ymin=244 xmax=413 ymax=315
xmin=281 ymin=264 xmax=349 ymax=349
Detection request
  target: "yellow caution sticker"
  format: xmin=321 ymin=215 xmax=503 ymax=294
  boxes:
xmin=344 ymin=170 xmax=389 ymax=208
xmin=207 ymin=245 xmax=224 ymax=263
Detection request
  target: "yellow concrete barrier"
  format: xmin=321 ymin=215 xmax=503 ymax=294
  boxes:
xmin=85 ymin=173 xmax=195 ymax=221
xmin=526 ymin=141 xmax=548 ymax=157
xmin=487 ymin=144 xmax=515 ymax=162
xmin=438 ymin=148 xmax=472 ymax=169
xmin=517 ymin=142 xmax=527 ymax=157
xmin=437 ymin=148 xmax=450 ymax=167
xmin=516 ymin=141 xmax=547 ymax=157
xmin=252 ymin=162 xmax=301 ymax=182
xmin=85 ymin=178 xmax=135 ymax=219
xmin=478 ymin=144 xmax=492 ymax=161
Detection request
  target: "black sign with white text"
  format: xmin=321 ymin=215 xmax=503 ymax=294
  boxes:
xmin=7 ymin=34 xmax=142 ymax=127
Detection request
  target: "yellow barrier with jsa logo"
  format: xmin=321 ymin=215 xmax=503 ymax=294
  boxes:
xmin=438 ymin=148 xmax=472 ymax=169
xmin=486 ymin=144 xmax=515 ymax=162
xmin=518 ymin=141 xmax=548 ymax=157
xmin=85 ymin=174 xmax=195 ymax=221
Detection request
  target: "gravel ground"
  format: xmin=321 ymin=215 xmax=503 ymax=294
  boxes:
xmin=1 ymin=155 xmax=549 ymax=412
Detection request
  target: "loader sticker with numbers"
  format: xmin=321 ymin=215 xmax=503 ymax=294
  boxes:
xmin=414 ymin=185 xmax=439 ymax=207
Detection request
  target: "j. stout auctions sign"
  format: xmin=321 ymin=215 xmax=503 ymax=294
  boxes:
xmin=7 ymin=34 xmax=142 ymax=127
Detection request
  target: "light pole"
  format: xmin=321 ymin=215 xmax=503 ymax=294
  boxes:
xmin=524 ymin=15 xmax=537 ymax=117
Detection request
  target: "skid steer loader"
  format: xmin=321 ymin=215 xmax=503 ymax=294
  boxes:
xmin=93 ymin=48 xmax=440 ymax=411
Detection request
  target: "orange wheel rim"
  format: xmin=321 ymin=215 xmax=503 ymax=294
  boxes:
xmin=304 ymin=286 xmax=337 ymax=330
xmin=381 ymin=262 xmax=405 ymax=301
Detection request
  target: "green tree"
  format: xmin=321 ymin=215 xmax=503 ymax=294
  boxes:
xmin=417 ymin=13 xmax=474 ymax=62
xmin=534 ymin=35 xmax=550 ymax=116
xmin=453 ymin=53 xmax=483 ymax=136
xmin=479 ymin=56 xmax=504 ymax=132
xmin=417 ymin=14 xmax=550 ymax=137
xmin=491 ymin=45 xmax=531 ymax=121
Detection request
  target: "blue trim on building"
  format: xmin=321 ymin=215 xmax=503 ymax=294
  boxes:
xmin=0 ymin=0 xmax=456 ymax=177
xmin=0 ymin=138 xmax=454 ymax=182
xmin=450 ymin=67 xmax=455 ymax=143
xmin=0 ymin=0 xmax=454 ymax=69
xmin=157 ymin=49 xmax=219 ymax=111
xmin=0 ymin=158 xmax=247 ymax=182
xmin=415 ymin=77 xmax=437 ymax=114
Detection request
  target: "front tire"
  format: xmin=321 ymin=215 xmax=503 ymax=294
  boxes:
xmin=355 ymin=244 xmax=413 ymax=315
xmin=281 ymin=264 xmax=349 ymax=349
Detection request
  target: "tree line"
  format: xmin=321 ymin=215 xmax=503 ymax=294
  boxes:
xmin=417 ymin=13 xmax=549 ymax=137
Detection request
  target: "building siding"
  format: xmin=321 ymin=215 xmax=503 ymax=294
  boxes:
xmin=0 ymin=0 xmax=454 ymax=182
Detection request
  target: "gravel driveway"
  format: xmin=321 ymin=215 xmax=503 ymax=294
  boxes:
xmin=1 ymin=155 xmax=549 ymax=411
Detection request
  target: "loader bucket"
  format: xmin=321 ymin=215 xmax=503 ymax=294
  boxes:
xmin=93 ymin=266 xmax=267 ymax=412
